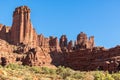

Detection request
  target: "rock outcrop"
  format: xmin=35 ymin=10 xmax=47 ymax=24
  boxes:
xmin=60 ymin=35 xmax=68 ymax=52
xmin=67 ymin=40 xmax=73 ymax=52
xmin=64 ymin=46 xmax=120 ymax=73
xmin=75 ymin=32 xmax=94 ymax=49
xmin=37 ymin=34 xmax=49 ymax=48
xmin=0 ymin=24 xmax=11 ymax=42
xmin=0 ymin=5 xmax=120 ymax=72
xmin=11 ymin=6 xmax=37 ymax=47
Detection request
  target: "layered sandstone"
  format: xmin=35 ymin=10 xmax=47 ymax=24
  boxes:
xmin=64 ymin=46 xmax=120 ymax=73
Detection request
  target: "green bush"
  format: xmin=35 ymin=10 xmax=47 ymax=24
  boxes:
xmin=94 ymin=71 xmax=105 ymax=80
xmin=72 ymin=72 xmax=84 ymax=79
xmin=5 ymin=63 xmax=24 ymax=70
xmin=29 ymin=66 xmax=41 ymax=73
xmin=42 ymin=67 xmax=56 ymax=74
xmin=56 ymin=66 xmax=73 ymax=79
xmin=94 ymin=71 xmax=115 ymax=80
xmin=104 ymin=73 xmax=114 ymax=80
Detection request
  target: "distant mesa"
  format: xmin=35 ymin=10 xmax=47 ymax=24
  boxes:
xmin=0 ymin=6 xmax=120 ymax=73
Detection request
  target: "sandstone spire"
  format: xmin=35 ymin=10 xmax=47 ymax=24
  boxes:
xmin=11 ymin=6 xmax=37 ymax=46
xmin=60 ymin=35 xmax=68 ymax=48
xmin=76 ymin=32 xmax=94 ymax=49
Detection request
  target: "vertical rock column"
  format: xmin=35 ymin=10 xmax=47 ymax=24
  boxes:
xmin=11 ymin=6 xmax=37 ymax=46
xmin=19 ymin=8 xmax=24 ymax=43
xmin=24 ymin=8 xmax=31 ymax=43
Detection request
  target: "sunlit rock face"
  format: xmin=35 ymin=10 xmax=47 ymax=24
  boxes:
xmin=11 ymin=6 xmax=37 ymax=47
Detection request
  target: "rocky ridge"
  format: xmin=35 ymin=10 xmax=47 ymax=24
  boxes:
xmin=0 ymin=6 xmax=120 ymax=72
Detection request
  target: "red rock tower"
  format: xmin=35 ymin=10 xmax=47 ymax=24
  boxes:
xmin=76 ymin=32 xmax=94 ymax=49
xmin=11 ymin=6 xmax=37 ymax=46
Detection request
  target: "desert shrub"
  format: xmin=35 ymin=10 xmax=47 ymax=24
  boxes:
xmin=94 ymin=71 xmax=105 ymax=80
xmin=83 ymin=72 xmax=94 ymax=80
xmin=104 ymin=72 xmax=114 ymax=80
xmin=5 ymin=63 xmax=17 ymax=70
xmin=24 ymin=65 xmax=30 ymax=69
xmin=29 ymin=66 xmax=41 ymax=73
xmin=42 ymin=67 xmax=56 ymax=74
xmin=56 ymin=66 xmax=73 ymax=79
xmin=94 ymin=71 xmax=115 ymax=80
xmin=5 ymin=63 xmax=24 ymax=70
xmin=72 ymin=72 xmax=84 ymax=79
xmin=48 ymin=68 xmax=56 ymax=74
xmin=112 ymin=73 xmax=120 ymax=80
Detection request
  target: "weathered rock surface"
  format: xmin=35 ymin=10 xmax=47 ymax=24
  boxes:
xmin=11 ymin=6 xmax=37 ymax=47
xmin=0 ymin=24 xmax=11 ymax=42
xmin=0 ymin=5 xmax=120 ymax=72
xmin=0 ymin=39 xmax=16 ymax=66
xmin=76 ymin=32 xmax=94 ymax=49
xmin=22 ymin=47 xmax=52 ymax=66
xmin=64 ymin=46 xmax=120 ymax=72
xmin=60 ymin=35 xmax=68 ymax=51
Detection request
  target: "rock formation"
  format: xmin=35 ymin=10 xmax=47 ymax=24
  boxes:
xmin=11 ymin=6 xmax=37 ymax=47
xmin=64 ymin=46 xmax=120 ymax=73
xmin=67 ymin=40 xmax=73 ymax=52
xmin=0 ymin=24 xmax=11 ymax=42
xmin=60 ymin=35 xmax=67 ymax=48
xmin=76 ymin=32 xmax=94 ymax=49
xmin=0 ymin=5 xmax=120 ymax=72
xmin=60 ymin=35 xmax=68 ymax=51
xmin=37 ymin=34 xmax=49 ymax=48
xmin=49 ymin=36 xmax=60 ymax=51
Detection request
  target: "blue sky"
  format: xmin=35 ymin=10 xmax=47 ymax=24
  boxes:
xmin=0 ymin=0 xmax=120 ymax=48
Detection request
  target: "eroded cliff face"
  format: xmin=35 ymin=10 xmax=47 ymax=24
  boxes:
xmin=0 ymin=6 xmax=120 ymax=72
xmin=64 ymin=46 xmax=120 ymax=73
